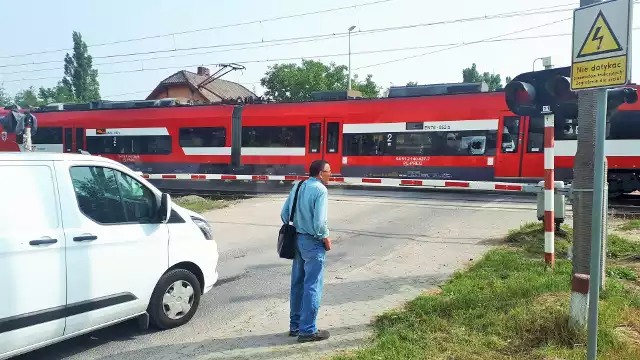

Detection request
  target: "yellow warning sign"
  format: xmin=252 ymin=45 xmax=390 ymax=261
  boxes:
xmin=577 ymin=10 xmax=622 ymax=58
xmin=571 ymin=56 xmax=627 ymax=90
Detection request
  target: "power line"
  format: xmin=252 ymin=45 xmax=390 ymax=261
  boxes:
xmin=354 ymin=17 xmax=572 ymax=70
xmin=0 ymin=0 xmax=397 ymax=60
xmin=0 ymin=19 xmax=580 ymax=84
xmin=0 ymin=3 xmax=577 ymax=71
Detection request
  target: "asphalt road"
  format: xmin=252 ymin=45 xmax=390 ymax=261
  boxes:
xmin=16 ymin=188 xmax=539 ymax=360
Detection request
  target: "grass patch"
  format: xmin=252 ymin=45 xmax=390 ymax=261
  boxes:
xmin=607 ymin=266 xmax=639 ymax=281
xmin=619 ymin=220 xmax=640 ymax=232
xmin=173 ymin=195 xmax=234 ymax=214
xmin=333 ymin=222 xmax=640 ymax=360
xmin=608 ymin=234 xmax=640 ymax=259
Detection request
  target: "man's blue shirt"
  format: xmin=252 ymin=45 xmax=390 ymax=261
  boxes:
xmin=280 ymin=177 xmax=329 ymax=239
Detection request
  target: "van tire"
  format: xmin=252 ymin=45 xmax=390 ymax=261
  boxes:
xmin=148 ymin=269 xmax=202 ymax=329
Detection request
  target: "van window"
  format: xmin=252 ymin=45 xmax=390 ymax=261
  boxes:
xmin=114 ymin=171 xmax=156 ymax=223
xmin=70 ymin=166 xmax=157 ymax=224
xmin=70 ymin=167 xmax=127 ymax=224
xmin=0 ymin=165 xmax=59 ymax=231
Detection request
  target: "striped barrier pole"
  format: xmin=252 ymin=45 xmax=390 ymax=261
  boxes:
xmin=543 ymin=110 xmax=555 ymax=268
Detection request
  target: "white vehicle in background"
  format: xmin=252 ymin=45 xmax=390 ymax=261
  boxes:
xmin=0 ymin=152 xmax=219 ymax=359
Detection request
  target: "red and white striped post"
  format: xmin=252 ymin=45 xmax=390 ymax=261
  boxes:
xmin=543 ymin=109 xmax=555 ymax=267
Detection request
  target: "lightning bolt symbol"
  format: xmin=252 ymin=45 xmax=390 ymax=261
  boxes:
xmin=592 ymin=26 xmax=604 ymax=50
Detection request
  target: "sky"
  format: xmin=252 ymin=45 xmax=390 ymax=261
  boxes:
xmin=0 ymin=0 xmax=638 ymax=101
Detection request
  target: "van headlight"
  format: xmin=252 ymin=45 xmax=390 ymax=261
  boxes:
xmin=191 ymin=216 xmax=213 ymax=240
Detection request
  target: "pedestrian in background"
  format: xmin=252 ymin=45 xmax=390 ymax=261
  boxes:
xmin=280 ymin=160 xmax=332 ymax=342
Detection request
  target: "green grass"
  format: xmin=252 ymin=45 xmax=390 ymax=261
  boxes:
xmin=619 ymin=220 xmax=640 ymax=232
xmin=607 ymin=266 xmax=639 ymax=281
xmin=608 ymin=234 xmax=640 ymax=259
xmin=332 ymin=222 xmax=640 ymax=360
xmin=173 ymin=195 xmax=233 ymax=214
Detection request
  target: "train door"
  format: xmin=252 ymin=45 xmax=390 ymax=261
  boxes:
xmin=494 ymin=116 xmax=525 ymax=178
xmin=306 ymin=118 xmax=343 ymax=175
xmin=62 ymin=127 xmax=86 ymax=153
xmin=519 ymin=114 xmax=545 ymax=179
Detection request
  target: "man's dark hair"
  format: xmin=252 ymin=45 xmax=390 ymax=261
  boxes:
xmin=309 ymin=160 xmax=329 ymax=177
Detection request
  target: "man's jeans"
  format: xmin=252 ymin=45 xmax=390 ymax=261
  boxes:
xmin=290 ymin=233 xmax=326 ymax=336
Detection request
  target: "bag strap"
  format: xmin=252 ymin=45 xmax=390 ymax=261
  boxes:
xmin=288 ymin=179 xmax=306 ymax=225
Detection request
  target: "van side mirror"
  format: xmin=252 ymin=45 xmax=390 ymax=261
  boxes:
xmin=159 ymin=193 xmax=172 ymax=223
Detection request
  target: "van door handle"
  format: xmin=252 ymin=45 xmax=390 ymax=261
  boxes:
xmin=73 ymin=235 xmax=98 ymax=242
xmin=29 ymin=239 xmax=58 ymax=246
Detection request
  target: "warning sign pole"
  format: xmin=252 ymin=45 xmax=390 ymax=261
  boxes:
xmin=587 ymin=88 xmax=607 ymax=360
xmin=570 ymin=1 xmax=633 ymax=359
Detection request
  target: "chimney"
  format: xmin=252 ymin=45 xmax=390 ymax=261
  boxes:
xmin=197 ymin=66 xmax=210 ymax=77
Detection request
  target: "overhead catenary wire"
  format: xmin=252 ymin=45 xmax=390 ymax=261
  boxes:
xmin=0 ymin=3 xmax=579 ymax=71
xmin=1 ymin=17 xmax=576 ymax=86
xmin=0 ymin=0 xmax=398 ymax=60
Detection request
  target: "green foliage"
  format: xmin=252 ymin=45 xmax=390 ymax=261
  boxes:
xmin=0 ymin=85 xmax=11 ymax=107
xmin=462 ymin=63 xmax=505 ymax=91
xmin=607 ymin=266 xmax=638 ymax=281
xmin=61 ymin=31 xmax=101 ymax=102
xmin=406 ymin=81 xmax=418 ymax=86
xmin=38 ymin=82 xmax=75 ymax=105
xmin=505 ymin=221 xmax=573 ymax=258
xmin=173 ymin=195 xmax=232 ymax=214
xmin=608 ymin=234 xmax=640 ymax=259
xmin=619 ymin=220 xmax=640 ymax=231
xmin=333 ymin=224 xmax=640 ymax=360
xmin=13 ymin=86 xmax=40 ymax=108
xmin=260 ymin=59 xmax=380 ymax=102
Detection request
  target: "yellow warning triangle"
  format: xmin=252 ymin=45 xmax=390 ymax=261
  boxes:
xmin=577 ymin=10 xmax=622 ymax=58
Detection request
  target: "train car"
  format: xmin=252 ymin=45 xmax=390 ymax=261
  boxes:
xmin=1 ymin=84 xmax=640 ymax=195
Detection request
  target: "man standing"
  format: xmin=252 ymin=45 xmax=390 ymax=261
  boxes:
xmin=280 ymin=160 xmax=332 ymax=342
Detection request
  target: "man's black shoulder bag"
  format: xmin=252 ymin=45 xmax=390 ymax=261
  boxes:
xmin=277 ymin=179 xmax=305 ymax=259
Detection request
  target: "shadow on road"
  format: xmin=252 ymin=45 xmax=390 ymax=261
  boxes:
xmin=229 ymin=273 xmax=453 ymax=306
xmin=17 ymin=322 xmax=369 ymax=360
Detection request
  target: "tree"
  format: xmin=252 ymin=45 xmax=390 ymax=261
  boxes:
xmin=406 ymin=81 xmax=418 ymax=86
xmin=260 ymin=59 xmax=380 ymax=102
xmin=39 ymin=81 xmax=75 ymax=104
xmin=462 ymin=63 xmax=503 ymax=91
xmin=61 ymin=31 xmax=100 ymax=102
xmin=0 ymin=85 xmax=11 ymax=107
xmin=13 ymin=86 xmax=40 ymax=108
xmin=505 ymin=76 xmax=512 ymax=84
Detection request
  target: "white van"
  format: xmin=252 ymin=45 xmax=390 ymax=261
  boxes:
xmin=0 ymin=152 xmax=219 ymax=359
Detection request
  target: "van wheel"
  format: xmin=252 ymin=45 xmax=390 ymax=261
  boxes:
xmin=148 ymin=269 xmax=201 ymax=329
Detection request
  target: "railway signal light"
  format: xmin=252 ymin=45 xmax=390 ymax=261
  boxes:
xmin=505 ymin=66 xmax=578 ymax=118
xmin=505 ymin=66 xmax=638 ymax=118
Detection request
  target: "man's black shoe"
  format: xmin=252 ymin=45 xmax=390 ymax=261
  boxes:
xmin=297 ymin=329 xmax=330 ymax=343
xmin=289 ymin=331 xmax=298 ymax=337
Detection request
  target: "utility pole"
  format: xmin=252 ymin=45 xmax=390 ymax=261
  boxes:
xmin=569 ymin=2 xmax=634 ymax=360
xmin=347 ymin=25 xmax=356 ymax=91
xmin=568 ymin=0 xmax=601 ymax=331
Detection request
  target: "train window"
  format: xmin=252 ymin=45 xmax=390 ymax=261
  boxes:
xmin=179 ymin=127 xmax=226 ymax=147
xmin=395 ymin=133 xmax=433 ymax=155
xmin=608 ymin=110 xmax=640 ymax=139
xmin=343 ymin=134 xmax=392 ymax=156
xmin=241 ymin=126 xmax=306 ymax=147
xmin=76 ymin=128 xmax=85 ymax=150
xmin=309 ymin=123 xmax=321 ymax=153
xmin=64 ymin=128 xmax=73 ymax=152
xmin=555 ymin=115 xmax=578 ymax=141
xmin=87 ymin=136 xmax=172 ymax=155
xmin=18 ymin=127 xmax=63 ymax=144
xmin=527 ymin=115 xmax=544 ymax=153
xmin=344 ymin=130 xmax=497 ymax=157
xmin=326 ymin=122 xmax=339 ymax=153
xmin=501 ymin=117 xmax=520 ymax=153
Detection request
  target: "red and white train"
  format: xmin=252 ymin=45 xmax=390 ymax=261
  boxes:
xmin=1 ymin=84 xmax=640 ymax=196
